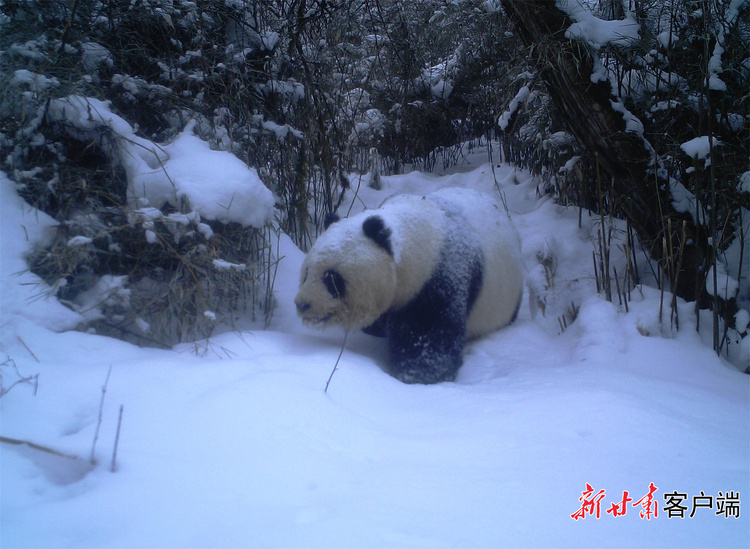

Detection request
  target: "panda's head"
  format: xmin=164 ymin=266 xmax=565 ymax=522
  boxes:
xmin=295 ymin=213 xmax=396 ymax=329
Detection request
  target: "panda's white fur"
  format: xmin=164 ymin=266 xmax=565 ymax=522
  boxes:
xmin=295 ymin=187 xmax=523 ymax=383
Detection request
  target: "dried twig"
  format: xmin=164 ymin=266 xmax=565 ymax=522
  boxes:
xmin=0 ymin=356 xmax=39 ymax=398
xmin=17 ymin=336 xmax=40 ymax=363
xmin=1 ymin=435 xmax=80 ymax=461
xmin=90 ymin=365 xmax=112 ymax=465
xmin=325 ymin=329 xmax=350 ymax=393
xmin=111 ymin=404 xmax=124 ymax=473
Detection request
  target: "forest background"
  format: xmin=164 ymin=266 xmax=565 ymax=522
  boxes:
xmin=1 ymin=0 xmax=748 ymax=361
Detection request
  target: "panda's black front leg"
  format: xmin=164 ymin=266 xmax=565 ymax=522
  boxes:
xmin=385 ymin=293 xmax=467 ymax=384
xmin=362 ymin=314 xmax=388 ymax=337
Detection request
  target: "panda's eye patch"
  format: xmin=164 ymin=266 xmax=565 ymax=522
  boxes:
xmin=322 ymin=269 xmax=346 ymax=299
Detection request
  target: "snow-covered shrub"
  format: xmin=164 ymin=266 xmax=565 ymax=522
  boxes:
xmin=17 ymin=97 xmax=276 ymax=347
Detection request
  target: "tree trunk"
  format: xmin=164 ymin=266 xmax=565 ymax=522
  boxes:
xmin=500 ymin=0 xmax=709 ymax=303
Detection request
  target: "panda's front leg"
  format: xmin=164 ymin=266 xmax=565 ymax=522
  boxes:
xmin=385 ymin=299 xmax=467 ymax=384
xmin=362 ymin=313 xmax=389 ymax=337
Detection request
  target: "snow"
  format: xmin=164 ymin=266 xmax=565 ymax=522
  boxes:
xmin=622 ymin=70 xmax=686 ymax=100
xmin=66 ymin=236 xmax=94 ymax=247
xmin=656 ymin=30 xmax=677 ymax=49
xmin=1 ymin=146 xmax=749 ymax=548
xmin=556 ymin=0 xmax=640 ymax=50
xmin=45 ymin=97 xmax=275 ymax=228
xmin=80 ymin=42 xmax=113 ymax=72
xmin=430 ymin=79 xmax=454 ymax=100
xmin=669 ymin=179 xmax=698 ymax=221
xmin=706 ymin=262 xmax=740 ymax=300
xmin=680 ymin=136 xmax=720 ymax=165
xmin=724 ymin=112 xmax=745 ymax=133
xmin=482 ymin=0 xmax=502 ymax=13
xmin=706 ymin=0 xmax=749 ymax=92
xmin=561 ymin=155 xmax=581 ymax=174
xmin=11 ymin=69 xmax=59 ymax=92
xmin=609 ymin=98 xmax=644 ymax=135
xmin=135 ymin=125 xmax=275 ymax=228
xmin=421 ymin=49 xmax=461 ymax=100
xmin=212 ymin=259 xmax=247 ymax=271
xmin=71 ymin=275 xmax=130 ymax=323
xmin=740 ymin=171 xmax=750 ymax=194
xmin=263 ymin=121 xmax=304 ymax=141
xmin=259 ymin=31 xmax=281 ymax=52
xmin=552 ymin=2 xmax=649 ymax=141
xmin=0 ymin=177 xmax=83 ymax=333
xmin=498 ymin=85 xmax=530 ymax=131
xmin=265 ymin=79 xmax=306 ymax=102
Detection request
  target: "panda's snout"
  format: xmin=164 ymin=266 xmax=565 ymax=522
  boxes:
xmin=295 ymin=299 xmax=311 ymax=314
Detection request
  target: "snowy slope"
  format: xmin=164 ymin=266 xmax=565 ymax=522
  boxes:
xmin=1 ymin=150 xmax=748 ymax=548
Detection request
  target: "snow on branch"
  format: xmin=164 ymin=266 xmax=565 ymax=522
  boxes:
xmin=680 ymin=136 xmax=721 ymax=167
xmin=706 ymin=0 xmax=748 ymax=91
xmin=553 ymin=2 xmax=647 ymax=138
xmin=556 ymin=0 xmax=640 ymax=50
xmin=498 ymin=85 xmax=531 ymax=131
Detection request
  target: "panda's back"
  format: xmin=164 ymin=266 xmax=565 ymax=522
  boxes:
xmin=428 ymin=188 xmax=524 ymax=338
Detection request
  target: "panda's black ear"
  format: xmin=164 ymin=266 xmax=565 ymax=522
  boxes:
xmin=323 ymin=212 xmax=340 ymax=230
xmin=362 ymin=215 xmax=393 ymax=256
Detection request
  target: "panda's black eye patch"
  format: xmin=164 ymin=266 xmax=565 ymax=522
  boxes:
xmin=323 ymin=269 xmax=346 ymax=299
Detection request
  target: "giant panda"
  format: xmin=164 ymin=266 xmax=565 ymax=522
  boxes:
xmin=294 ymin=187 xmax=524 ymax=384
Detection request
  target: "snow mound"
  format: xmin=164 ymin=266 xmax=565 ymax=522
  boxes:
xmin=130 ymin=124 xmax=275 ymax=228
xmin=47 ymin=96 xmax=275 ymax=228
xmin=0 ymin=174 xmax=83 ymax=333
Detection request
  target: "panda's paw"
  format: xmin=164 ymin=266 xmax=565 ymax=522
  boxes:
xmin=393 ymin=368 xmax=457 ymax=384
xmin=389 ymin=355 xmax=460 ymax=384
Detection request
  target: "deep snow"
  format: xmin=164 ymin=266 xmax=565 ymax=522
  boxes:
xmin=1 ymin=140 xmax=748 ymax=548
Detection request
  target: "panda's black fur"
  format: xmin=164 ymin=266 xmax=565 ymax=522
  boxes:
xmin=362 ymin=211 xmax=484 ymax=383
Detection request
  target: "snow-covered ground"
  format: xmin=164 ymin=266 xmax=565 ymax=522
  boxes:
xmin=1 ymin=140 xmax=748 ymax=548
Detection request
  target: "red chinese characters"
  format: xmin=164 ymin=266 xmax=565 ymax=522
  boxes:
xmin=571 ymin=484 xmax=741 ymax=520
